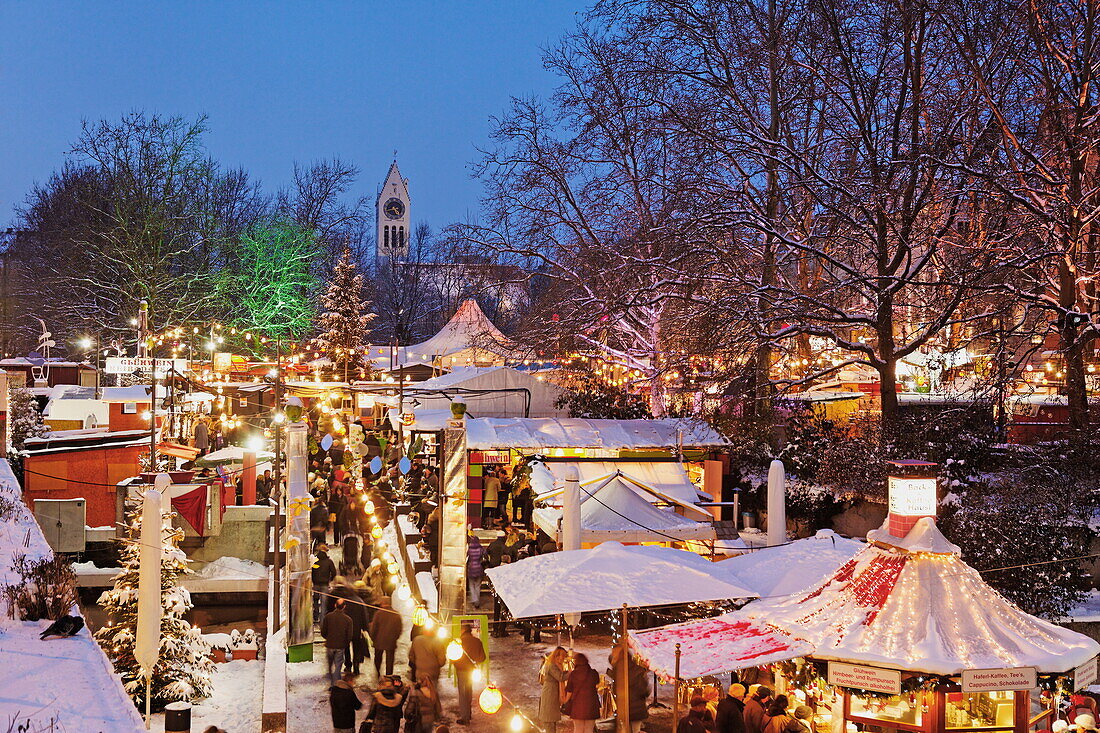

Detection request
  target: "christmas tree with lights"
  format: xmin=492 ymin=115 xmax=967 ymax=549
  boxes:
xmin=95 ymin=507 xmax=213 ymax=711
xmin=311 ymin=246 xmax=375 ymax=378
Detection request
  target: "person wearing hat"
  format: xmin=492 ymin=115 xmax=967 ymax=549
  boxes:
xmin=679 ymin=696 xmax=717 ymax=733
xmin=793 ymin=706 xmax=814 ymax=733
xmin=745 ymin=686 xmax=772 ymax=733
xmin=717 ymin=683 xmax=748 ymax=733
xmin=1076 ymin=714 xmax=1098 ymax=732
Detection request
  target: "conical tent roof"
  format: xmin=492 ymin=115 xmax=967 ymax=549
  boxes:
xmin=405 ymin=299 xmax=515 ymax=360
xmin=744 ymin=518 xmax=1099 ymax=675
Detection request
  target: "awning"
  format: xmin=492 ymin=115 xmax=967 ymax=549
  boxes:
xmin=532 ymin=461 xmax=709 ymax=516
xmin=628 ymin=614 xmax=813 ymax=681
xmin=485 ymin=542 xmax=756 ymax=618
xmin=159 ymin=442 xmax=201 ymax=460
xmin=532 ymin=472 xmax=716 ymax=543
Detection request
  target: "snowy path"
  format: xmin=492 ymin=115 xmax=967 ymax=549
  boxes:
xmin=284 ymin=520 xmax=680 ymax=731
xmin=147 ymin=659 xmax=264 ymax=733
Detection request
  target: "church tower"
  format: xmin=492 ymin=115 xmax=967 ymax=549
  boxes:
xmin=376 ymin=161 xmax=410 ymax=261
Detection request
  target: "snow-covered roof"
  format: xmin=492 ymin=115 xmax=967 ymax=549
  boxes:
xmin=485 ymin=542 xmax=756 ymax=618
xmin=466 ymin=417 xmax=730 ymax=451
xmin=404 ymin=299 xmax=516 ymax=360
xmin=743 ymin=518 xmax=1100 ymax=675
xmin=0 ymin=459 xmax=144 ymax=731
xmin=628 ymin=614 xmax=813 ymax=681
xmin=533 ymin=472 xmax=716 ymax=543
xmin=718 ymin=530 xmax=864 ymax=598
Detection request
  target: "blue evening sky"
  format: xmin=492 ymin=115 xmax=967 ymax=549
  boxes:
xmin=0 ymin=1 xmax=588 ymax=230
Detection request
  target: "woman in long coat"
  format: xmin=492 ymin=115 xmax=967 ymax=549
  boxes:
xmin=563 ymin=652 xmax=601 ymax=733
xmin=537 ymin=647 xmax=569 ymax=731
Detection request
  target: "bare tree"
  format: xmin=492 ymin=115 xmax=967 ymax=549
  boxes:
xmin=951 ymin=0 xmax=1100 ymax=436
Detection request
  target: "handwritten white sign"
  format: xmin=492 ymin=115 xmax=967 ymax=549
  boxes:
xmin=828 ymin=662 xmax=902 ymax=695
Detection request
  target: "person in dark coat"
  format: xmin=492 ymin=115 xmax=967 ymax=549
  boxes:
xmin=369 ymin=597 xmax=403 ymax=676
xmin=717 ymin=683 xmax=748 ymax=733
xmin=368 ymin=675 xmax=407 ymax=733
xmin=331 ymin=582 xmax=369 ymax=675
xmin=312 ymin=547 xmax=337 ymax=618
xmin=608 ymin=647 xmax=651 ymax=731
xmin=563 ymin=652 xmax=601 ymax=732
xmin=329 ymin=671 xmax=362 ymax=733
xmin=744 ymin=686 xmax=772 ymax=733
xmin=679 ymin=697 xmax=718 ymax=733
xmin=467 ymin=533 xmax=485 ymax=608
xmin=311 ymin=498 xmax=331 ymax=547
xmin=320 ymin=600 xmax=354 ymax=685
xmin=452 ymin=622 xmax=486 ymax=725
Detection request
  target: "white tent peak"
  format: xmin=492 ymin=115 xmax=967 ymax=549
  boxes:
xmin=405 ymin=299 xmax=515 ymax=360
xmin=867 ymin=516 xmax=960 ymax=555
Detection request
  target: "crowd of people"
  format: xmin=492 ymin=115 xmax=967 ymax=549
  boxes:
xmin=675 ymin=683 xmax=815 ymax=733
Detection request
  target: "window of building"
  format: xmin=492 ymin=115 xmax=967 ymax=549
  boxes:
xmin=384 ymin=226 xmax=390 ymax=249
xmin=398 ymin=226 xmax=405 ymax=249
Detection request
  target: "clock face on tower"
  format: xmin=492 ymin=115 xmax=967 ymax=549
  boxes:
xmin=383 ymin=198 xmax=405 ymax=220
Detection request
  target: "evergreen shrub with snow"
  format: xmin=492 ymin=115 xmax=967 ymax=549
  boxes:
xmin=95 ymin=508 xmax=213 ymax=710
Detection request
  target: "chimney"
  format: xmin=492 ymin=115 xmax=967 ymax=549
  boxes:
xmin=885 ymin=459 xmax=939 ymax=538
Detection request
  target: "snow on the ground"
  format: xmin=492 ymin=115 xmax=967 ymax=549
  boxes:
xmin=0 ymin=620 xmax=145 ymax=733
xmin=148 ymin=659 xmax=263 ymax=733
xmin=1064 ymin=589 xmax=1100 ymax=623
xmin=196 ymin=555 xmax=267 ymax=579
xmin=0 ymin=459 xmax=144 ymax=732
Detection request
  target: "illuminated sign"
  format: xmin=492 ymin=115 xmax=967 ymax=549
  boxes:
xmin=888 ymin=476 xmax=937 ymax=516
xmin=104 ymin=357 xmax=187 ymax=377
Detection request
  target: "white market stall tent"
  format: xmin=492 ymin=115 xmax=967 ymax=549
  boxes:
xmin=466 ymin=416 xmax=729 ymax=453
xmin=485 ymin=541 xmax=756 ymax=618
xmin=532 ymin=471 xmax=717 ymax=544
xmin=531 ymin=459 xmax=710 ymax=515
xmin=402 ymin=366 xmax=568 ymax=418
xmin=742 ymin=518 xmax=1100 ymax=675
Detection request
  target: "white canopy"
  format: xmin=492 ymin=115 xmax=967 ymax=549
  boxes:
xmin=533 ymin=472 xmax=716 ymax=543
xmin=194 ymin=445 xmax=275 ymax=467
xmin=404 ymin=299 xmax=517 ymax=363
xmin=485 ymin=542 xmax=756 ymax=618
xmin=405 ymin=366 xmax=567 ymax=418
xmin=719 ymin=530 xmax=864 ymax=598
xmin=466 ymin=417 xmax=730 ymax=451
xmin=531 ymin=460 xmax=708 ymax=511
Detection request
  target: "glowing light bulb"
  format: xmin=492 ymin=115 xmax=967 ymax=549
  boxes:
xmin=479 ymin=683 xmax=502 ymax=714
xmin=510 ymin=713 xmax=525 ymax=731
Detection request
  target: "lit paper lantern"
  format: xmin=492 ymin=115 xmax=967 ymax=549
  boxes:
xmin=371 ymin=526 xmax=383 ymax=539
xmin=446 ymin=639 xmax=464 ymax=661
xmin=479 ymin=684 xmax=503 ymax=714
xmin=364 ymin=500 xmax=375 ymax=513
xmin=412 ymin=606 xmax=429 ymax=627
xmin=397 ymin=585 xmax=411 ymax=601
xmin=510 ymin=713 xmax=525 ymax=731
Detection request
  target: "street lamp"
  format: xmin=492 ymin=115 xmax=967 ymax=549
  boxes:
xmin=78 ymin=335 xmax=101 ymax=399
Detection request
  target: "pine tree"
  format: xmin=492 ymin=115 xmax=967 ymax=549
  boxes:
xmin=95 ymin=507 xmax=213 ymax=710
xmin=311 ymin=246 xmax=375 ymax=379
